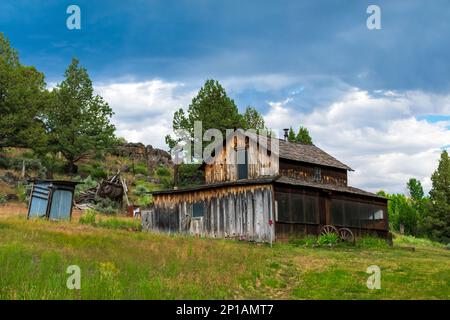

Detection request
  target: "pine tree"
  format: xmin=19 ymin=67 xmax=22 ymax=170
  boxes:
xmin=425 ymin=151 xmax=450 ymax=242
xmin=0 ymin=33 xmax=47 ymax=151
xmin=287 ymin=127 xmax=296 ymax=142
xmin=296 ymin=126 xmax=313 ymax=145
xmin=165 ymin=79 xmax=244 ymax=152
xmin=47 ymin=58 xmax=116 ymax=173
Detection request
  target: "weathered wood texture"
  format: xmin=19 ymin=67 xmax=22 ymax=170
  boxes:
xmin=204 ymin=133 xmax=279 ymax=184
xmin=142 ymin=184 xmax=275 ymax=242
xmin=279 ymin=159 xmax=348 ymax=186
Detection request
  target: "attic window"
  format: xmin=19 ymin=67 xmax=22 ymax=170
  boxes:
xmin=314 ymin=167 xmax=322 ymax=181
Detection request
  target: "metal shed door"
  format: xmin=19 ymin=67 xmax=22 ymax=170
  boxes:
xmin=49 ymin=189 xmax=73 ymax=220
xmin=28 ymin=183 xmax=50 ymax=218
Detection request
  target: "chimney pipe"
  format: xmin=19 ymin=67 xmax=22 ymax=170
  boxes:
xmin=283 ymin=128 xmax=289 ymax=141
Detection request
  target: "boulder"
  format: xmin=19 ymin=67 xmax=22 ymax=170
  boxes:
xmin=146 ymin=145 xmax=173 ymax=172
xmin=116 ymin=143 xmax=147 ymax=161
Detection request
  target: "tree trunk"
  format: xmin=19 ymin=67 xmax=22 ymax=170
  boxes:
xmin=67 ymin=158 xmax=78 ymax=175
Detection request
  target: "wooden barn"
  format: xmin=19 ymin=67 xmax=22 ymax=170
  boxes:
xmin=142 ymin=130 xmax=389 ymax=243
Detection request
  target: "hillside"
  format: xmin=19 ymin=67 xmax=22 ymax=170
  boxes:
xmin=0 ymin=206 xmax=448 ymax=299
xmin=0 ymin=144 xmax=175 ymax=212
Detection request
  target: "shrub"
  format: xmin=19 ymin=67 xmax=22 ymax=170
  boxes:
xmin=133 ymin=163 xmax=148 ymax=176
xmin=133 ymin=183 xmax=152 ymax=207
xmin=94 ymin=197 xmax=119 ymax=214
xmin=156 ymin=165 xmax=171 ymax=177
xmin=133 ymin=183 xmax=149 ymax=196
xmin=16 ymin=183 xmax=28 ymax=203
xmin=317 ymin=233 xmax=339 ymax=246
xmin=178 ymin=164 xmax=204 ymax=187
xmin=75 ymin=176 xmax=99 ymax=198
xmin=91 ymin=167 xmax=108 ymax=180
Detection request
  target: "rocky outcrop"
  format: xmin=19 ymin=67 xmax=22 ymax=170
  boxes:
xmin=116 ymin=143 xmax=147 ymax=161
xmin=146 ymin=145 xmax=172 ymax=171
xmin=115 ymin=142 xmax=173 ymax=172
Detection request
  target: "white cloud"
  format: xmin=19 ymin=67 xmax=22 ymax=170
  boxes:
xmin=95 ymin=80 xmax=196 ymax=149
xmin=94 ymin=77 xmax=450 ymax=195
xmin=264 ymin=89 xmax=450 ymax=194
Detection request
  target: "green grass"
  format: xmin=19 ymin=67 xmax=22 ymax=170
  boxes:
xmin=79 ymin=210 xmax=141 ymax=231
xmin=0 ymin=215 xmax=449 ymax=299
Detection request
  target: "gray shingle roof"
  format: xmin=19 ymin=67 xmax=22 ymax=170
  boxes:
xmin=275 ymin=176 xmax=385 ymax=199
xmin=200 ymin=130 xmax=353 ymax=171
xmin=277 ymin=139 xmax=353 ymax=171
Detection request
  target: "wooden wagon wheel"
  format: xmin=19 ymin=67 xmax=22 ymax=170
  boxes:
xmin=319 ymin=224 xmax=338 ymax=236
xmin=338 ymin=228 xmax=355 ymax=244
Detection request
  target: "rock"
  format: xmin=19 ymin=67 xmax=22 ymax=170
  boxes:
xmin=114 ymin=142 xmax=173 ymax=172
xmin=115 ymin=143 xmax=146 ymax=161
xmin=146 ymin=145 xmax=173 ymax=172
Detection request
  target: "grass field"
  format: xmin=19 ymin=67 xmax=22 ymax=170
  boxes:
xmin=0 ymin=204 xmax=449 ymax=300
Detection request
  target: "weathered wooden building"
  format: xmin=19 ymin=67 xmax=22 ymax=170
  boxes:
xmin=142 ymin=130 xmax=388 ymax=242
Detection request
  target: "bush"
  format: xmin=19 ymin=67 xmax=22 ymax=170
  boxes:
xmin=317 ymin=233 xmax=339 ymax=246
xmin=133 ymin=184 xmax=149 ymax=196
xmin=91 ymin=167 xmax=108 ymax=180
xmin=93 ymin=197 xmax=119 ymax=214
xmin=16 ymin=183 xmax=28 ymax=203
xmin=133 ymin=163 xmax=148 ymax=176
xmin=156 ymin=165 xmax=171 ymax=177
xmin=75 ymin=176 xmax=99 ymax=198
xmin=0 ymin=194 xmax=6 ymax=205
xmin=178 ymin=164 xmax=204 ymax=187
xmin=133 ymin=183 xmax=152 ymax=207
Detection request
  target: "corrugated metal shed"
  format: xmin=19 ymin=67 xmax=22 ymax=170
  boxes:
xmin=27 ymin=180 xmax=80 ymax=221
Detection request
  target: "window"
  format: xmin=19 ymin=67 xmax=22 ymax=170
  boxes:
xmin=331 ymin=199 xmax=385 ymax=227
xmin=314 ymin=167 xmax=322 ymax=181
xmin=372 ymin=209 xmax=384 ymax=220
xmin=192 ymin=202 xmax=204 ymax=218
xmin=237 ymin=149 xmax=248 ymax=180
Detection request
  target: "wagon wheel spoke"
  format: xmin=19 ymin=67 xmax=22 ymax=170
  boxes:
xmin=338 ymin=228 xmax=355 ymax=244
xmin=319 ymin=224 xmax=338 ymax=236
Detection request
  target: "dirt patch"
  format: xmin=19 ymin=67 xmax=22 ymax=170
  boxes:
xmin=0 ymin=203 xmax=27 ymax=218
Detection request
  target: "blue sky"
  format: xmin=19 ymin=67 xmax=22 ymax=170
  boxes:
xmin=1 ymin=0 xmax=450 ymax=193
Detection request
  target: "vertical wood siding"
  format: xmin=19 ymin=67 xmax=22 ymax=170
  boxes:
xmin=142 ymin=185 xmax=275 ymax=242
xmin=204 ymin=133 xmax=279 ymax=184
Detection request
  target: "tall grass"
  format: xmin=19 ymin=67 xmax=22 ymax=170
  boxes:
xmin=0 ymin=214 xmax=449 ymax=299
